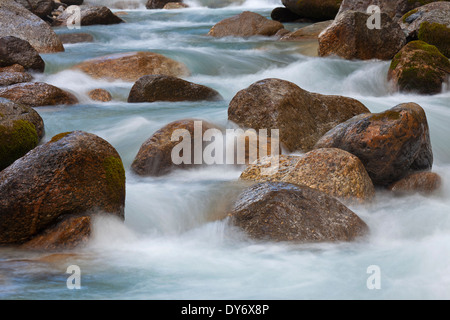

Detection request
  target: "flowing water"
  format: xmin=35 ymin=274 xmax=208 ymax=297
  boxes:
xmin=1 ymin=0 xmax=450 ymax=300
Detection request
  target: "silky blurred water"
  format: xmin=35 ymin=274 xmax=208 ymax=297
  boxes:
xmin=1 ymin=0 xmax=450 ymax=300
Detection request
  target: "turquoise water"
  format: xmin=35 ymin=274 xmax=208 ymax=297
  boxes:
xmin=1 ymin=0 xmax=450 ymax=300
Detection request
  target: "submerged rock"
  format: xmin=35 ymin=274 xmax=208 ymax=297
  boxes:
xmin=88 ymin=88 xmax=112 ymax=102
xmin=388 ymin=171 xmax=442 ymax=195
xmin=388 ymin=41 xmax=450 ymax=95
xmin=0 ymin=98 xmax=44 ymax=171
xmin=208 ymin=11 xmax=284 ymax=38
xmin=0 ymin=0 xmax=64 ymax=53
xmin=72 ymin=51 xmax=190 ymax=82
xmin=128 ymin=75 xmax=223 ymax=103
xmin=228 ymin=182 xmax=369 ymax=243
xmin=228 ymin=78 xmax=369 ymax=152
xmin=0 ymin=82 xmax=79 ymax=107
xmin=58 ymin=33 xmax=94 ymax=44
xmin=314 ymin=103 xmax=433 ymax=186
xmin=0 ymin=36 xmax=45 ymax=72
xmin=0 ymin=131 xmax=126 ymax=247
xmin=318 ymin=10 xmax=406 ymax=60
xmin=240 ymin=148 xmax=375 ymax=203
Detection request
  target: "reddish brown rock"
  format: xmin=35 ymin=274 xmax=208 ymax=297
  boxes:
xmin=208 ymin=11 xmax=284 ymax=38
xmin=72 ymin=51 xmax=190 ymax=82
xmin=389 ymin=171 xmax=442 ymax=195
xmin=228 ymin=182 xmax=369 ymax=243
xmin=280 ymin=20 xmax=333 ymax=41
xmin=0 ymin=82 xmax=78 ymax=107
xmin=314 ymin=103 xmax=433 ymax=186
xmin=88 ymin=88 xmax=112 ymax=102
xmin=318 ymin=10 xmax=406 ymax=60
xmin=128 ymin=75 xmax=223 ymax=103
xmin=228 ymin=78 xmax=369 ymax=152
xmin=131 ymin=119 xmax=221 ymax=176
xmin=21 ymin=216 xmax=92 ymax=250
xmin=240 ymin=148 xmax=375 ymax=202
xmin=0 ymin=131 xmax=126 ymax=245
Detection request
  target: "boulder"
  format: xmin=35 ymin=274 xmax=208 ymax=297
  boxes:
xmin=280 ymin=20 xmax=333 ymax=41
xmin=318 ymin=10 xmax=406 ymax=60
xmin=0 ymin=82 xmax=79 ymax=107
xmin=314 ymin=103 xmax=433 ymax=186
xmin=0 ymin=98 xmax=44 ymax=171
xmin=388 ymin=171 xmax=442 ymax=195
xmin=146 ymin=0 xmax=173 ymax=9
xmin=418 ymin=22 xmax=450 ymax=58
xmin=400 ymin=2 xmax=450 ymax=41
xmin=240 ymin=148 xmax=375 ymax=202
xmin=228 ymin=78 xmax=369 ymax=152
xmin=0 ymin=0 xmax=64 ymax=53
xmin=271 ymin=7 xmax=301 ymax=23
xmin=21 ymin=215 xmax=91 ymax=250
xmin=0 ymin=131 xmax=126 ymax=246
xmin=163 ymin=2 xmax=188 ymax=9
xmin=0 ymin=71 xmax=33 ymax=87
xmin=336 ymin=0 xmax=443 ymax=21
xmin=72 ymin=51 xmax=190 ymax=82
xmin=388 ymin=41 xmax=450 ymax=95
xmin=128 ymin=75 xmax=223 ymax=103
xmin=228 ymin=182 xmax=369 ymax=243
xmin=88 ymin=88 xmax=112 ymax=102
xmin=282 ymin=0 xmax=341 ymax=21
xmin=58 ymin=33 xmax=94 ymax=44
xmin=0 ymin=36 xmax=45 ymax=72
xmin=208 ymin=11 xmax=284 ymax=38
xmin=14 ymin=0 xmax=53 ymax=20
xmin=53 ymin=5 xmax=125 ymax=27
xmin=131 ymin=119 xmax=220 ymax=176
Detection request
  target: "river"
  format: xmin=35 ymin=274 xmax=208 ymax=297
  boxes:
xmin=1 ymin=0 xmax=449 ymax=300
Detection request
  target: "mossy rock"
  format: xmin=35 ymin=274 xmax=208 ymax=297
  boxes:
xmin=102 ymin=156 xmax=126 ymax=204
xmin=0 ymin=119 xmax=38 ymax=171
xmin=418 ymin=21 xmax=450 ymax=58
xmin=388 ymin=40 xmax=450 ymax=94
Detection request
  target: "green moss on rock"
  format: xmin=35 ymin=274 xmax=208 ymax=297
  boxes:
xmin=0 ymin=119 xmax=39 ymax=170
xmin=371 ymin=110 xmax=401 ymax=121
xmin=402 ymin=8 xmax=418 ymax=23
xmin=102 ymin=156 xmax=126 ymax=203
xmin=418 ymin=21 xmax=450 ymax=58
xmin=50 ymin=132 xmax=72 ymax=143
